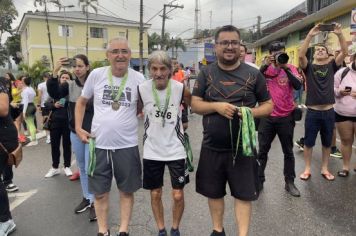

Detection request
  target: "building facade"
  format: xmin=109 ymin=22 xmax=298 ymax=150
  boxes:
xmin=18 ymin=11 xmax=150 ymax=68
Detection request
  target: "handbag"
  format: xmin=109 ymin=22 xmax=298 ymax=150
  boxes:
xmin=42 ymin=110 xmax=52 ymax=130
xmin=0 ymin=142 xmax=23 ymax=168
xmin=292 ymin=107 xmax=303 ymax=121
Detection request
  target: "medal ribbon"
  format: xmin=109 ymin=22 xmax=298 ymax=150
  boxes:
xmin=152 ymin=79 xmax=171 ymax=125
xmin=108 ymin=67 xmax=128 ymax=102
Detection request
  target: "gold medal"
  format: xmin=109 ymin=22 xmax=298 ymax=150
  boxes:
xmin=112 ymin=101 xmax=120 ymax=111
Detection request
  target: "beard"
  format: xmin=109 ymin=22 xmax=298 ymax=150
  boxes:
xmin=219 ymin=49 xmax=239 ymax=66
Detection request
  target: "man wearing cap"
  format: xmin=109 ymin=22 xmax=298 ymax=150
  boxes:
xmin=298 ymin=23 xmax=347 ymax=181
xmin=258 ymin=41 xmax=303 ymax=197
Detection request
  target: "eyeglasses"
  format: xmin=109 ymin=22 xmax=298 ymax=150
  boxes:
xmin=108 ymin=49 xmax=130 ymax=55
xmin=216 ymin=40 xmax=240 ymax=48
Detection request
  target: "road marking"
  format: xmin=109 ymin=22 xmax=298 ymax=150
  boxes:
xmin=8 ymin=189 xmax=38 ymax=211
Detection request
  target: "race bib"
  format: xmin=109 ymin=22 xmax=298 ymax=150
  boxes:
xmin=148 ymin=104 xmax=179 ymax=125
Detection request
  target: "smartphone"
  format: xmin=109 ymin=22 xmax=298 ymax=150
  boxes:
xmin=61 ymin=58 xmax=75 ymax=67
xmin=319 ymin=24 xmax=335 ymax=32
xmin=59 ymin=98 xmax=66 ymax=106
xmin=345 ymin=86 xmax=352 ymax=92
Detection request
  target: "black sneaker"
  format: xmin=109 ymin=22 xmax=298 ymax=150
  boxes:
xmin=294 ymin=138 xmax=304 ymax=151
xmin=158 ymin=228 xmax=167 ymax=236
xmin=285 ymin=181 xmax=301 ymax=197
xmin=117 ymin=232 xmax=129 ymax=236
xmin=89 ymin=203 xmax=97 ymax=221
xmin=170 ymin=228 xmax=180 ymax=236
xmin=97 ymin=230 xmax=110 ymax=236
xmin=210 ymin=229 xmax=226 ymax=236
xmin=74 ymin=198 xmax=90 ymax=213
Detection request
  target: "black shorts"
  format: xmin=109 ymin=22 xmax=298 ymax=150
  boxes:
xmin=335 ymin=112 xmax=356 ymax=123
xmin=143 ymin=159 xmax=189 ymax=190
xmin=41 ymin=107 xmax=50 ymax=116
xmin=196 ymin=147 xmax=259 ymax=201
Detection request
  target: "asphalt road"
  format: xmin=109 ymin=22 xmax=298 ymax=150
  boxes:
xmin=7 ymin=112 xmax=356 ymax=236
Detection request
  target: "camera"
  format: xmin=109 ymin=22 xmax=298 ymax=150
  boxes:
xmin=274 ymin=52 xmax=289 ymax=64
xmin=319 ymin=24 xmax=335 ymax=32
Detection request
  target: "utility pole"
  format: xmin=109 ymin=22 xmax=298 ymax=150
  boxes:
xmin=230 ymin=0 xmax=233 ymax=25
xmin=139 ymin=0 xmax=144 ymax=73
xmin=209 ymin=10 xmax=212 ymax=30
xmin=194 ymin=0 xmax=199 ymax=37
xmin=160 ymin=2 xmax=184 ymax=49
xmin=257 ymin=15 xmax=261 ymax=39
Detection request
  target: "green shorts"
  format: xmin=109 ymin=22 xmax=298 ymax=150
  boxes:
xmin=88 ymin=146 xmax=142 ymax=194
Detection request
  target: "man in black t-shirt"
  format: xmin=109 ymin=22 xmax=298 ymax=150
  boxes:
xmin=298 ymin=23 xmax=347 ymax=181
xmin=191 ymin=25 xmax=273 ymax=236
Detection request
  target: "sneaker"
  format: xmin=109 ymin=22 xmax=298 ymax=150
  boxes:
xmin=170 ymin=228 xmax=180 ymax=236
xmin=285 ymin=181 xmax=301 ymax=197
xmin=158 ymin=228 xmax=167 ymax=236
xmin=6 ymin=183 xmax=19 ymax=193
xmin=210 ymin=229 xmax=226 ymax=236
xmin=330 ymin=147 xmax=342 ymax=158
xmin=63 ymin=167 xmax=73 ymax=176
xmin=97 ymin=230 xmax=110 ymax=236
xmin=74 ymin=198 xmax=90 ymax=213
xmin=294 ymin=138 xmax=304 ymax=151
xmin=26 ymin=140 xmax=38 ymax=147
xmin=46 ymin=136 xmax=51 ymax=144
xmin=89 ymin=203 xmax=97 ymax=222
xmin=0 ymin=219 xmax=16 ymax=235
xmin=118 ymin=232 xmax=129 ymax=236
xmin=44 ymin=168 xmax=60 ymax=178
xmin=69 ymin=170 xmax=80 ymax=181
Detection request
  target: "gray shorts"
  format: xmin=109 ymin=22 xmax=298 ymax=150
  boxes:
xmin=89 ymin=146 xmax=142 ymax=195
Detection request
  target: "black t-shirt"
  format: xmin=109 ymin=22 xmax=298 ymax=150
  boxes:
xmin=304 ymin=59 xmax=339 ymax=106
xmin=0 ymin=82 xmax=18 ymax=152
xmin=192 ymin=62 xmax=270 ymax=152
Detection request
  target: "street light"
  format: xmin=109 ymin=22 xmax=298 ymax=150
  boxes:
xmin=51 ymin=1 xmax=75 ymax=57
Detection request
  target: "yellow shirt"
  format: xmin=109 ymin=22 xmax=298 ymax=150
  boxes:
xmin=11 ymin=87 xmax=21 ymax=103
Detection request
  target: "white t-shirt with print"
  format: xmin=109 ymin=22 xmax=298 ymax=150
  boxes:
xmin=81 ymin=66 xmax=145 ymax=149
xmin=37 ymin=81 xmax=49 ymax=107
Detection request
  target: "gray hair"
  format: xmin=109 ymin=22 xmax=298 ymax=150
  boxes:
xmin=147 ymin=50 xmax=172 ymax=73
xmin=106 ymin=37 xmax=131 ymax=51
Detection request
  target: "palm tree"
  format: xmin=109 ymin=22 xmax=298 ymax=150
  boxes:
xmin=167 ymin=37 xmax=186 ymax=58
xmin=148 ymin=32 xmax=161 ymax=53
xmin=78 ymin=0 xmax=98 ymax=56
xmin=34 ymin=0 xmax=54 ymax=69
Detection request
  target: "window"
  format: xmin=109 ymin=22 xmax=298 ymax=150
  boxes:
xmin=119 ymin=32 xmax=126 ymax=37
xmin=58 ymin=25 xmax=73 ymax=37
xmin=90 ymin=27 xmax=106 ymax=38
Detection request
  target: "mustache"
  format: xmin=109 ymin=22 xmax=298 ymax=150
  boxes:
xmin=223 ymin=49 xmax=236 ymax=53
xmin=115 ymin=59 xmax=127 ymax=62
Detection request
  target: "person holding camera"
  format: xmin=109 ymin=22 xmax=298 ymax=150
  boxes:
xmin=333 ymin=51 xmax=356 ymax=177
xmin=258 ymin=41 xmax=303 ymax=197
xmin=0 ymin=76 xmax=18 ymax=235
xmin=47 ymin=54 xmax=96 ymax=221
xmin=298 ymin=23 xmax=347 ymax=181
xmin=44 ymin=71 xmax=72 ymax=178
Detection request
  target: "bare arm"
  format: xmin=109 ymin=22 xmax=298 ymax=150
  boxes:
xmin=299 ymin=24 xmax=320 ymax=69
xmin=191 ymin=96 xmax=238 ymax=120
xmin=333 ymin=23 xmax=347 ymax=66
xmin=0 ymin=93 xmax=9 ymax=117
xmin=251 ymin=99 xmax=274 ymax=118
xmin=75 ymin=96 xmax=90 ymax=143
xmin=183 ymin=86 xmax=191 ymax=106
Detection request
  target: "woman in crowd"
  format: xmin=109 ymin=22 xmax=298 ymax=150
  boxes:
xmin=0 ymin=76 xmax=18 ymax=235
xmin=18 ymin=76 xmax=37 ymax=146
xmin=47 ymin=55 xmax=96 ymax=221
xmin=334 ymin=52 xmax=356 ymax=177
xmin=44 ymin=71 xmax=72 ymax=178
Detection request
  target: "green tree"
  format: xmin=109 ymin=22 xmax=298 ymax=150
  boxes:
xmin=34 ymin=0 xmax=54 ymax=70
xmin=0 ymin=0 xmax=18 ymax=42
xmin=78 ymin=0 xmax=98 ymax=56
xmin=18 ymin=60 xmax=50 ymax=88
xmin=148 ymin=32 xmax=161 ymax=53
xmin=167 ymin=37 xmax=186 ymax=58
xmin=5 ymin=34 xmax=21 ymax=65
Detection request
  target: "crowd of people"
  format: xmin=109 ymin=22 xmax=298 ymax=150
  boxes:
xmin=0 ymin=21 xmax=355 ymax=236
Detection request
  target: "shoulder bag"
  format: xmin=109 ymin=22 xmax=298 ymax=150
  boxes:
xmin=0 ymin=142 xmax=23 ymax=168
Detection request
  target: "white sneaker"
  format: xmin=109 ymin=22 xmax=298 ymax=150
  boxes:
xmin=0 ymin=219 xmax=16 ymax=235
xmin=26 ymin=140 xmax=38 ymax=147
xmin=45 ymin=168 xmax=60 ymax=178
xmin=63 ymin=167 xmax=73 ymax=176
xmin=46 ymin=136 xmax=51 ymax=144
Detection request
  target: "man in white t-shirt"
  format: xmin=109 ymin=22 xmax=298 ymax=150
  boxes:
xmin=37 ymin=72 xmax=50 ymax=143
xmin=75 ymin=38 xmax=144 ymax=236
xmin=240 ymin=44 xmax=259 ymax=69
xmin=138 ymin=51 xmax=191 ymax=236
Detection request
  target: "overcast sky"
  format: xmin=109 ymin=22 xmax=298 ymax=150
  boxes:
xmin=10 ymin=0 xmax=305 ymax=39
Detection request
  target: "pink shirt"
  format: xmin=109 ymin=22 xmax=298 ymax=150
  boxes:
xmin=334 ymin=67 xmax=356 ymax=117
xmin=264 ymin=64 xmax=300 ymax=117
